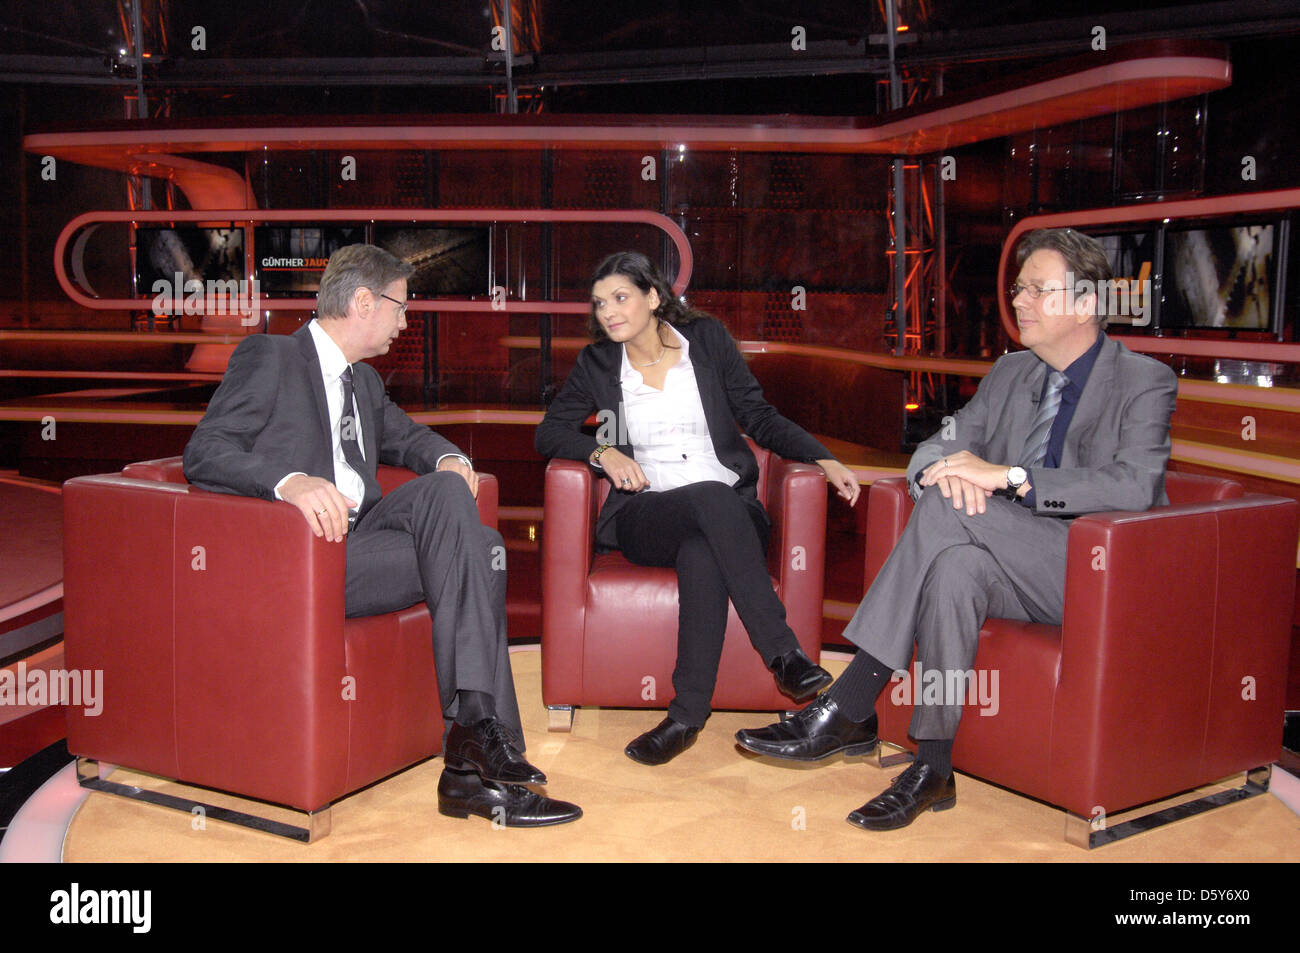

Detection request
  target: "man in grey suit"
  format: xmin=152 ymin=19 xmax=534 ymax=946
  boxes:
xmin=736 ymin=228 xmax=1178 ymax=831
xmin=184 ymin=244 xmax=580 ymax=827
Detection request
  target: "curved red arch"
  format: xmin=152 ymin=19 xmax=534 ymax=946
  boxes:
xmin=54 ymin=208 xmax=694 ymax=316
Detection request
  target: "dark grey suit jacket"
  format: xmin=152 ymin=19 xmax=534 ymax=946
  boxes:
xmin=534 ymin=316 xmax=832 ymax=550
xmin=906 ymin=333 xmax=1178 ymax=516
xmin=183 ymin=323 xmax=463 ymax=503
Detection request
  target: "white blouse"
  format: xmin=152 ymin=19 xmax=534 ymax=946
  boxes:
xmin=619 ymin=324 xmax=739 ymax=492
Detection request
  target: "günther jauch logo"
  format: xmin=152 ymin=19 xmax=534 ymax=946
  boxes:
xmin=0 ymin=663 xmax=102 ymax=716
xmin=50 ymin=884 xmax=151 ymax=933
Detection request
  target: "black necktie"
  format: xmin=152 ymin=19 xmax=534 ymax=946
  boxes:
xmin=1020 ymin=370 xmax=1068 ymax=469
xmin=339 ymin=365 xmax=380 ymax=514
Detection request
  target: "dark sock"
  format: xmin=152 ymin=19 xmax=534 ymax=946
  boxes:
xmin=826 ymin=651 xmax=893 ymax=721
xmin=454 ymin=690 xmax=494 ymax=727
xmin=916 ymin=738 xmax=953 ymax=779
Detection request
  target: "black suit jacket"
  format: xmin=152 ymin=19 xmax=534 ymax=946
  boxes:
xmin=183 ymin=323 xmax=463 ymax=505
xmin=534 ymin=316 xmax=832 ymax=550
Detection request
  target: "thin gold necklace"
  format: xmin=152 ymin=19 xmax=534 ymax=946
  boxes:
xmin=629 ymin=332 xmax=668 ymax=367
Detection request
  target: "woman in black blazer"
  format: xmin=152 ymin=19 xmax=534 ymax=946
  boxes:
xmin=535 ymin=252 xmax=860 ymax=764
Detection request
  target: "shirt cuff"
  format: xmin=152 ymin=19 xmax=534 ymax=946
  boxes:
xmin=436 ymin=453 xmax=472 ymax=470
xmin=273 ymin=472 xmax=307 ymax=500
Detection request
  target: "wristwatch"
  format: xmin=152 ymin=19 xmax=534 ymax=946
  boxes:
xmin=1003 ymin=466 xmax=1028 ymax=498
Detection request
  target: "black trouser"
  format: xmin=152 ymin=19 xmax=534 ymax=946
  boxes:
xmin=614 ymin=481 xmax=799 ymax=727
xmin=342 ymin=471 xmax=523 ymax=748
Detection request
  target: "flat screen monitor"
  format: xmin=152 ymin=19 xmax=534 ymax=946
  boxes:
xmin=136 ymin=227 xmax=244 ymax=290
xmin=1160 ymin=222 xmax=1277 ymax=330
xmin=253 ymin=226 xmax=366 ymax=295
xmin=1092 ymin=228 xmax=1157 ymax=326
xmin=373 ymin=226 xmax=490 ymax=297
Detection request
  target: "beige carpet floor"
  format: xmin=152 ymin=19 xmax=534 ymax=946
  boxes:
xmin=63 ymin=649 xmax=1300 ymax=862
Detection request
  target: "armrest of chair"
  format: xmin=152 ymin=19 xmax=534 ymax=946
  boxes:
xmin=62 ymin=474 xmax=350 ymax=789
xmin=1050 ymin=493 xmax=1298 ymax=807
xmin=121 ymin=456 xmax=189 ymax=483
xmin=124 ymin=458 xmax=500 ymax=529
xmin=864 ymin=477 xmax=913 ymax=589
xmin=474 ymin=473 xmax=499 ymax=528
xmin=766 ymin=458 xmax=828 ymax=649
xmin=541 ymin=459 xmax=599 ymax=701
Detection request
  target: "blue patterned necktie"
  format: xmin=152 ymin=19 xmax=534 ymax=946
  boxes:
xmin=1020 ymin=370 xmax=1068 ymax=468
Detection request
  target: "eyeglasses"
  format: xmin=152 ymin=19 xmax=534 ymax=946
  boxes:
xmin=378 ymin=292 xmax=407 ymax=317
xmin=1008 ymin=282 xmax=1066 ymax=300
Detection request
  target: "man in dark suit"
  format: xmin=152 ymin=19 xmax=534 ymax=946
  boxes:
xmin=737 ymin=227 xmax=1178 ymax=831
xmin=183 ymin=243 xmax=580 ymax=827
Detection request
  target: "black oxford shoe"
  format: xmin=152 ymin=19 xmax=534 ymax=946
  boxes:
xmin=734 ymin=694 xmax=878 ymax=761
xmin=437 ymin=768 xmax=582 ymax=828
xmin=624 ymin=717 xmax=701 ymax=765
xmin=444 ymin=717 xmax=547 ymax=785
xmin=769 ymin=648 xmax=834 ymax=702
xmin=845 ymin=760 xmax=956 ymax=831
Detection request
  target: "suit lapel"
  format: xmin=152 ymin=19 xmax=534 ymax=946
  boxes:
xmin=1062 ymin=334 xmax=1116 ymax=467
xmin=1007 ymin=357 xmax=1048 ymax=463
xmin=681 ymin=325 xmax=727 ymax=441
xmin=588 ymin=340 xmax=625 ymax=442
xmin=293 ymin=326 xmax=334 ymax=465
xmin=353 ymin=364 xmax=381 ymax=472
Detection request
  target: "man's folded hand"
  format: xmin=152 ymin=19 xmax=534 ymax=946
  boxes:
xmin=279 ymin=474 xmax=358 ymax=542
xmin=436 ymin=456 xmax=480 ymax=499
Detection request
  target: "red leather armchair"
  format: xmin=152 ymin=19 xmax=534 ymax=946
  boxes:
xmin=541 ymin=439 xmax=827 ymax=728
xmin=863 ymin=472 xmax=1297 ymax=847
xmin=62 ymin=457 xmax=498 ymax=841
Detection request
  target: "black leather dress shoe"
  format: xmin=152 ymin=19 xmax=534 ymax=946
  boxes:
xmin=845 ymin=760 xmax=956 ymax=831
xmin=437 ymin=768 xmax=582 ymax=827
xmin=768 ymin=648 xmax=833 ymax=702
xmin=734 ymin=694 xmax=878 ymax=761
xmin=444 ymin=717 xmax=547 ymax=785
xmin=624 ymin=717 xmax=701 ymax=765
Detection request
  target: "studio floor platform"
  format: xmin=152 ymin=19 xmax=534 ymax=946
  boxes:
xmin=6 ymin=650 xmax=1298 ymax=863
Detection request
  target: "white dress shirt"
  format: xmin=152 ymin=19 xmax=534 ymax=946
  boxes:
xmin=274 ymin=320 xmax=470 ymax=505
xmin=619 ymin=323 xmax=738 ymax=492
xmin=272 ymin=319 xmax=368 ymax=507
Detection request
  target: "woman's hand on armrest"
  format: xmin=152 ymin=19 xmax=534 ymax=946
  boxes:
xmin=817 ymin=459 xmax=861 ymax=506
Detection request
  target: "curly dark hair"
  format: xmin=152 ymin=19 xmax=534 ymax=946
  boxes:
xmin=587 ymin=251 xmax=707 ymax=341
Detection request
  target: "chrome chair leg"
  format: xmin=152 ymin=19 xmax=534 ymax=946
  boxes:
xmin=547 ymin=705 xmax=575 ymax=732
